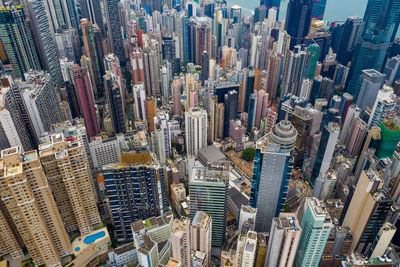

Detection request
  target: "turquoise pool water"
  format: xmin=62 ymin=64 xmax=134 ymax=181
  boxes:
xmin=83 ymin=231 xmax=106 ymax=245
xmin=74 ymin=247 xmax=80 ymax=252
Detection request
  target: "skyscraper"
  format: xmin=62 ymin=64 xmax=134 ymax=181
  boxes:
xmin=26 ymin=0 xmax=64 ymax=87
xmin=342 ymin=170 xmax=392 ymax=254
xmin=236 ymin=231 xmax=258 ymax=267
xmin=250 ymin=121 xmax=296 ymax=232
xmin=191 ymin=211 xmax=212 ymax=265
xmin=104 ymin=71 xmax=126 ymax=134
xmin=105 ymin=0 xmax=125 ymax=64
xmin=335 ymin=16 xmax=362 ymax=65
xmin=346 ymin=117 xmax=368 ymax=157
xmin=132 ymin=82 xmax=147 ymax=122
xmin=185 ymin=108 xmax=208 ymax=158
xmin=39 ymin=134 xmax=101 ymax=235
xmin=367 ymin=85 xmax=396 ymax=128
xmin=356 ymin=69 xmax=386 ymax=111
xmin=20 ymin=71 xmax=62 ymax=136
xmin=201 ymin=51 xmax=209 ymax=85
xmin=0 ymin=204 xmax=23 ymax=260
xmin=103 ymin=149 xmax=168 ymax=242
xmin=72 ymin=64 xmax=100 ymax=139
xmin=189 ymin=164 xmax=228 ymax=247
xmin=294 ymin=198 xmax=333 ymax=267
xmin=0 ymin=147 xmax=67 ymax=266
xmin=0 ymin=4 xmax=41 ymax=79
xmin=285 ymin=0 xmax=313 ymax=47
xmin=172 ymin=79 xmax=182 ymax=115
xmin=266 ymin=213 xmax=302 ymax=267
xmin=223 ymin=90 xmax=238 ymax=138
xmin=310 ymin=122 xmax=340 ymax=185
xmin=346 ymin=0 xmax=400 ymax=101
xmin=171 ymin=217 xmax=191 ymax=267
xmin=81 ymin=19 xmax=104 ymax=97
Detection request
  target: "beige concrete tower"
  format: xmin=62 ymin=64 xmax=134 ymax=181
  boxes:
xmin=171 ymin=217 xmax=191 ymax=267
xmin=0 ymin=147 xmax=62 ymax=267
xmin=190 ymin=211 xmax=212 ymax=265
xmin=39 ymin=134 xmax=101 ymax=235
xmin=0 ymin=205 xmax=23 ymax=259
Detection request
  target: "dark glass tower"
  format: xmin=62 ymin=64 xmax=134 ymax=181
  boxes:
xmin=285 ymin=0 xmax=314 ymax=48
xmin=105 ymin=0 xmax=126 ymax=64
xmin=223 ymin=90 xmax=238 ymax=138
xmin=346 ymin=0 xmax=400 ymax=102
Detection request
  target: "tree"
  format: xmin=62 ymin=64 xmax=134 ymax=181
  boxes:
xmin=241 ymin=148 xmax=256 ymax=161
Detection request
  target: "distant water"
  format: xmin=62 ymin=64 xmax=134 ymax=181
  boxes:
xmin=228 ymin=0 xmax=368 ymax=22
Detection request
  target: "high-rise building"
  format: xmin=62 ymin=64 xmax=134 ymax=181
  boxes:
xmin=201 ymin=51 xmax=209 ymax=85
xmin=289 ymin=107 xmax=312 ymax=168
xmin=191 ymin=211 xmax=212 ymax=266
xmin=171 ymin=217 xmax=191 ymax=267
xmin=266 ymin=213 xmax=302 ymax=267
xmin=19 ymin=71 xmax=62 ymax=137
xmin=146 ymin=98 xmax=157 ymax=132
xmin=281 ymin=46 xmax=309 ymax=97
xmin=189 ymin=164 xmax=228 ymax=247
xmin=310 ymin=122 xmax=340 ymax=185
xmin=185 ymin=108 xmax=208 ymax=158
xmin=103 ymin=148 xmax=168 ymax=242
xmin=104 ymin=71 xmax=126 ymax=134
xmin=368 ymin=222 xmax=396 ymax=260
xmin=247 ymin=93 xmax=257 ymax=133
xmin=223 ymin=90 xmax=238 ymax=138
xmin=0 ymin=4 xmax=41 ymax=79
xmin=254 ymin=90 xmax=268 ymax=129
xmin=250 ymin=121 xmax=296 ymax=232
xmin=339 ymin=104 xmax=361 ymax=144
xmin=335 ymin=16 xmax=363 ymax=65
xmin=285 ymin=0 xmax=313 ymax=47
xmin=346 ymin=117 xmax=368 ymax=157
xmin=0 ymin=204 xmax=24 ymax=260
xmin=104 ymin=0 xmax=125 ymax=63
xmin=356 ymin=69 xmax=386 ymax=110
xmin=0 ymin=147 xmax=69 ymax=266
xmin=132 ymin=82 xmax=147 ymax=121
xmin=55 ymin=28 xmax=80 ymax=63
xmin=0 ymin=92 xmax=24 ymax=150
xmin=131 ymin=211 xmax=173 ymax=267
xmin=346 ymin=0 xmax=400 ymax=101
xmin=294 ymin=198 xmax=333 ymax=267
xmin=81 ymin=19 xmax=104 ymax=97
xmin=172 ymin=79 xmax=182 ymax=115
xmin=162 ymin=37 xmax=179 ymax=74
xmin=72 ymin=64 xmax=100 ymax=139
xmin=39 ymin=133 xmax=101 ymax=235
xmin=384 ymin=55 xmax=400 ymax=86
xmin=0 ymin=81 xmax=38 ymax=151
xmin=235 ymin=231 xmax=258 ymax=267
xmin=26 ymin=0 xmax=64 ymax=87
xmin=367 ymin=85 xmax=396 ymax=128
xmin=320 ymin=226 xmax=352 ymax=265
xmin=151 ymin=112 xmax=172 ymax=163
xmin=342 ymin=170 xmax=392 ymax=254
xmin=189 ymin=17 xmax=212 ymax=65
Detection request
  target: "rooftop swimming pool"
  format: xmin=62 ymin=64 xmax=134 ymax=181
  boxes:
xmin=83 ymin=231 xmax=106 ymax=245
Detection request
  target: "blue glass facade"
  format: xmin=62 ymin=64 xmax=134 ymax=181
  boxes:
xmin=346 ymin=0 xmax=400 ymax=101
xmin=103 ymin=166 xmax=167 ymax=242
xmin=250 ymin=146 xmax=294 ymax=232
